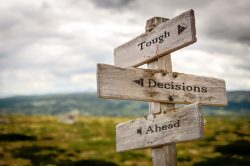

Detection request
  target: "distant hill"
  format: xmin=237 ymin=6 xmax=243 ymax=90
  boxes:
xmin=0 ymin=93 xmax=148 ymax=116
xmin=0 ymin=91 xmax=249 ymax=116
xmin=205 ymin=91 xmax=250 ymax=116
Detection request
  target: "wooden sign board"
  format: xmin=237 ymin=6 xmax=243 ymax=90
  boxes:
xmin=116 ymin=103 xmax=204 ymax=152
xmin=114 ymin=10 xmax=196 ymax=68
xmin=97 ymin=64 xmax=227 ymax=106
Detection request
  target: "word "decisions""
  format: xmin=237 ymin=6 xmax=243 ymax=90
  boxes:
xmin=133 ymin=78 xmax=208 ymax=93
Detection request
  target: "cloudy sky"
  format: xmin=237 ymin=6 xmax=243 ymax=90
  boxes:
xmin=0 ymin=0 xmax=250 ymax=97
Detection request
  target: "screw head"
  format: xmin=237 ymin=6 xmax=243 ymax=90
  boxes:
xmin=169 ymin=95 xmax=174 ymax=101
xmin=173 ymin=72 xmax=178 ymax=78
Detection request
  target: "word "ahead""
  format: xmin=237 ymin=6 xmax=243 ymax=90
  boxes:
xmin=116 ymin=103 xmax=204 ymax=152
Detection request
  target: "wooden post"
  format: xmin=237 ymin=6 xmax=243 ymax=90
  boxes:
xmin=98 ymin=9 xmax=227 ymax=165
xmin=146 ymin=17 xmax=177 ymax=166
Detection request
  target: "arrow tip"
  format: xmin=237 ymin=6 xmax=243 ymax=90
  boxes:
xmin=178 ymin=25 xmax=187 ymax=35
xmin=136 ymin=127 xmax=142 ymax=135
xmin=133 ymin=78 xmax=144 ymax=87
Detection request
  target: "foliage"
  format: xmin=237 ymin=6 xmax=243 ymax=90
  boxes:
xmin=0 ymin=115 xmax=249 ymax=166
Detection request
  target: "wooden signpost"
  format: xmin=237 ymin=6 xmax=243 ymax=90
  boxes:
xmin=114 ymin=10 xmax=196 ymax=68
xmin=96 ymin=9 xmax=227 ymax=166
xmin=97 ymin=64 xmax=227 ymax=106
xmin=116 ymin=103 xmax=204 ymax=152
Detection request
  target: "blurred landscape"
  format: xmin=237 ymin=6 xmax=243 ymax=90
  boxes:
xmin=1 ymin=91 xmax=250 ymax=116
xmin=1 ymin=0 xmax=250 ymax=165
xmin=0 ymin=115 xmax=249 ymax=166
xmin=0 ymin=91 xmax=249 ymax=166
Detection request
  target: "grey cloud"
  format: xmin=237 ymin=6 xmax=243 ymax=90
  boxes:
xmin=0 ymin=2 xmax=65 ymax=58
xmin=50 ymin=67 xmax=96 ymax=78
xmin=91 ymin=0 xmax=134 ymax=9
xmin=129 ymin=0 xmax=250 ymax=45
xmin=192 ymin=38 xmax=250 ymax=57
xmin=1 ymin=0 xmax=250 ymax=97
xmin=0 ymin=2 xmax=57 ymax=30
xmin=235 ymin=63 xmax=250 ymax=72
xmin=157 ymin=0 xmax=215 ymax=9
xmin=200 ymin=1 xmax=250 ymax=45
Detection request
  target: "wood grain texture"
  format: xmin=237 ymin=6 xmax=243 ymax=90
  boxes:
xmin=145 ymin=17 xmax=176 ymax=166
xmin=148 ymin=55 xmax=174 ymax=115
xmin=114 ymin=9 xmax=196 ymax=68
xmin=152 ymin=145 xmax=177 ymax=166
xmin=97 ymin=63 xmax=227 ymax=106
xmin=116 ymin=103 xmax=204 ymax=152
xmin=148 ymin=55 xmax=177 ymax=166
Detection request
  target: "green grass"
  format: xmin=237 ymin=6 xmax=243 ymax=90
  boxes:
xmin=0 ymin=115 xmax=249 ymax=166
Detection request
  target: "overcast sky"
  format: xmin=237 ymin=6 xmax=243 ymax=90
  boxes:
xmin=0 ymin=0 xmax=250 ymax=97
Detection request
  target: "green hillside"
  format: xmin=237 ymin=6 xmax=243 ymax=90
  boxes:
xmin=0 ymin=115 xmax=249 ymax=166
xmin=0 ymin=93 xmax=148 ymax=116
xmin=0 ymin=91 xmax=249 ymax=116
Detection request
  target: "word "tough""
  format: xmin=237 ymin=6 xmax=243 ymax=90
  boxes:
xmin=138 ymin=31 xmax=170 ymax=50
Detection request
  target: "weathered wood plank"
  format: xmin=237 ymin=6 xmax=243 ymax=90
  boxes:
xmin=152 ymin=145 xmax=177 ymax=166
xmin=116 ymin=103 xmax=204 ymax=152
xmin=114 ymin=9 xmax=196 ymax=68
xmin=146 ymin=17 xmax=177 ymax=166
xmin=97 ymin=64 xmax=227 ymax=106
xmin=148 ymin=55 xmax=174 ymax=115
xmin=148 ymin=56 xmax=177 ymax=166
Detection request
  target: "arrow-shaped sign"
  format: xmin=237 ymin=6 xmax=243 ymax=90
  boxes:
xmin=97 ymin=64 xmax=227 ymax=106
xmin=114 ymin=10 xmax=196 ymax=68
xmin=116 ymin=103 xmax=204 ymax=152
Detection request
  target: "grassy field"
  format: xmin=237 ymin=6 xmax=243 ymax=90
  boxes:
xmin=0 ymin=115 xmax=249 ymax=166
